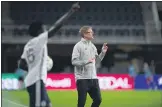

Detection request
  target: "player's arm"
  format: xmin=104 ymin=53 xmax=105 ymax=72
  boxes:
xmin=48 ymin=2 xmax=80 ymax=37
xmin=72 ymin=44 xmax=92 ymax=67
xmin=95 ymin=51 xmax=105 ymax=64
xmin=128 ymin=67 xmax=133 ymax=77
xmin=18 ymin=48 xmax=28 ymax=71
xmin=35 ymin=2 xmax=80 ymax=49
xmin=95 ymin=43 xmax=108 ymax=64
xmin=18 ymin=59 xmax=28 ymax=71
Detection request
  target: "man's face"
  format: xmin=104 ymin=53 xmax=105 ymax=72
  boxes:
xmin=83 ymin=28 xmax=94 ymax=40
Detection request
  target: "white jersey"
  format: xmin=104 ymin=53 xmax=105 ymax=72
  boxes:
xmin=21 ymin=32 xmax=48 ymax=87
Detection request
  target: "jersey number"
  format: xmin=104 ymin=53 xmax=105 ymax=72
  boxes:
xmin=27 ymin=48 xmax=35 ymax=63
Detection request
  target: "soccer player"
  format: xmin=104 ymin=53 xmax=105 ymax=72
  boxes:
xmin=71 ymin=26 xmax=108 ymax=107
xmin=18 ymin=2 xmax=80 ymax=107
xmin=128 ymin=60 xmax=137 ymax=87
xmin=143 ymin=62 xmax=157 ymax=90
xmin=15 ymin=66 xmax=27 ymax=89
xmin=128 ymin=60 xmax=137 ymax=78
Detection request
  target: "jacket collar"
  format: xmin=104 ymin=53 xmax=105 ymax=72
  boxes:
xmin=81 ymin=38 xmax=91 ymax=44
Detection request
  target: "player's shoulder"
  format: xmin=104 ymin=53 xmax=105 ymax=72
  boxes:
xmin=26 ymin=38 xmax=36 ymax=47
xmin=26 ymin=32 xmax=47 ymax=44
xmin=23 ymin=37 xmax=37 ymax=50
xmin=91 ymin=42 xmax=96 ymax=47
xmin=74 ymin=41 xmax=82 ymax=48
xmin=38 ymin=31 xmax=48 ymax=37
xmin=31 ymin=31 xmax=48 ymax=42
xmin=91 ymin=42 xmax=97 ymax=49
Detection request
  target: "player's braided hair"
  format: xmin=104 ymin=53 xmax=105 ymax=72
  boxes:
xmin=28 ymin=21 xmax=43 ymax=37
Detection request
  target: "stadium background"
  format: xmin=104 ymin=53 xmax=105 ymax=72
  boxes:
xmin=1 ymin=1 xmax=162 ymax=107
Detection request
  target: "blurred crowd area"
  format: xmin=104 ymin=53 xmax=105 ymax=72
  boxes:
xmin=1 ymin=1 xmax=162 ymax=75
xmin=2 ymin=44 xmax=162 ymax=75
xmin=2 ymin=1 xmax=146 ymax=38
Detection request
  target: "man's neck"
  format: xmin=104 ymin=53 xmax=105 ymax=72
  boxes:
xmin=83 ymin=37 xmax=91 ymax=41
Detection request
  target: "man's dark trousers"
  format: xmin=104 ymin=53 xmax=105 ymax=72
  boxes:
xmin=76 ymin=79 xmax=102 ymax=107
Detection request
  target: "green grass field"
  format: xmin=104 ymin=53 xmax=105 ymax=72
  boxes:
xmin=2 ymin=90 xmax=162 ymax=107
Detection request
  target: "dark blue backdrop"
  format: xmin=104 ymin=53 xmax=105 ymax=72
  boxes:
xmin=135 ymin=75 xmax=162 ymax=90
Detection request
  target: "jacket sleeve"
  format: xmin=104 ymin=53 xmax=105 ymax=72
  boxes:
xmin=94 ymin=46 xmax=106 ymax=64
xmin=71 ymin=44 xmax=90 ymax=67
